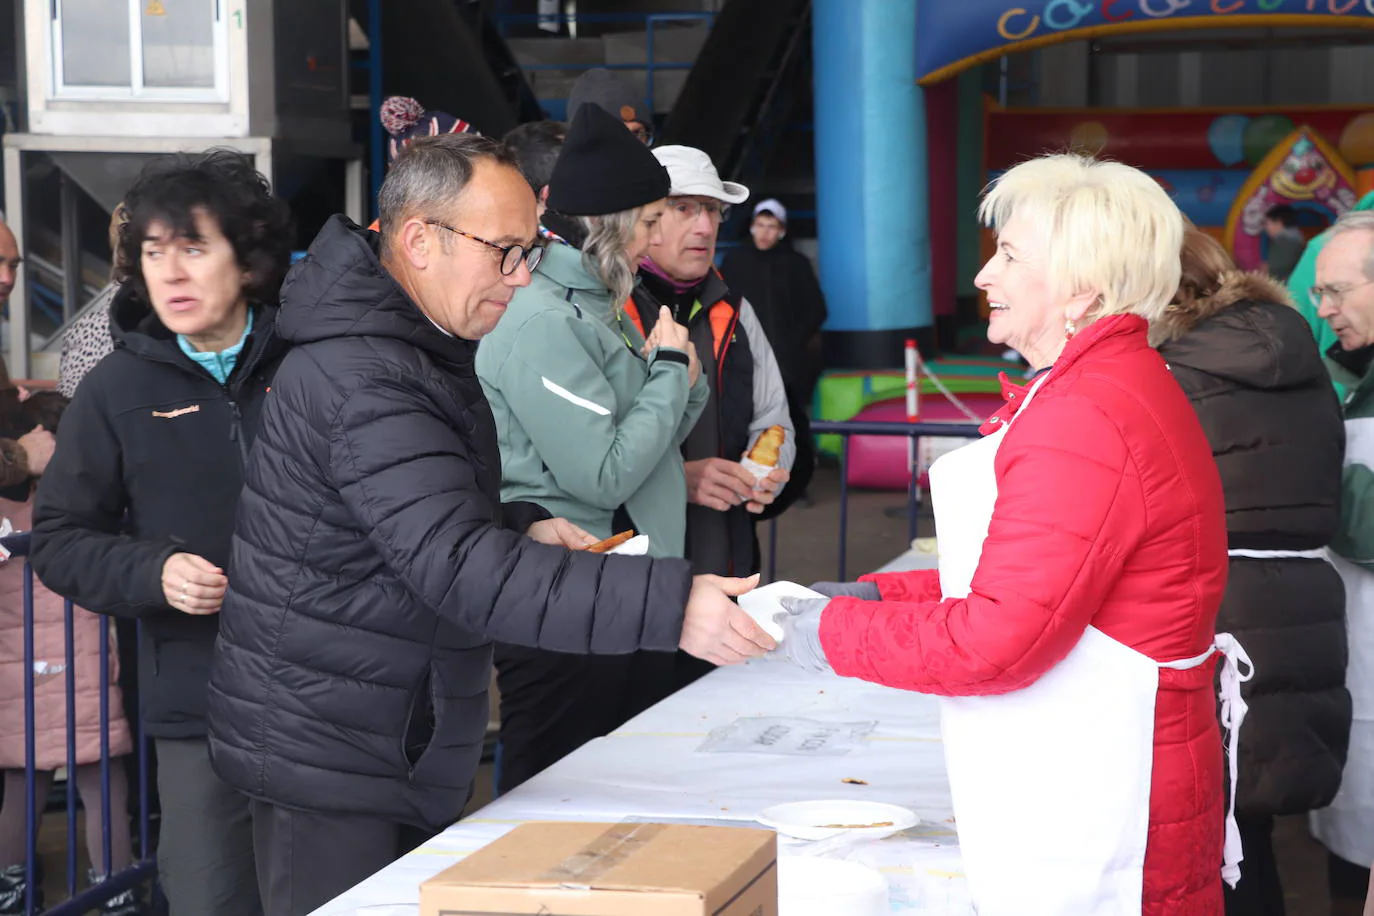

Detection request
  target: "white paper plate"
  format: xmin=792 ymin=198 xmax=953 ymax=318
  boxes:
xmin=777 ymin=857 xmax=888 ymax=916
xmin=737 ymin=581 xmax=825 ymax=642
xmin=758 ymin=800 xmax=918 ymax=841
xmin=605 ymin=534 xmax=649 ymax=556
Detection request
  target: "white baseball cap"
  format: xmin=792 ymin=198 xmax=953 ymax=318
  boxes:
xmin=753 ymin=198 xmax=787 ymax=224
xmin=651 ymin=145 xmax=750 ymax=204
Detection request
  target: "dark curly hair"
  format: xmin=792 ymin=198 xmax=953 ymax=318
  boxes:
xmin=115 ymin=149 xmax=295 ymax=306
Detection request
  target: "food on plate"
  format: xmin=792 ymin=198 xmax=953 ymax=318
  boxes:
xmin=842 ymin=778 xmax=869 ymax=785
xmin=586 ymin=529 xmax=636 ymax=554
xmin=746 ymin=425 xmax=786 ymax=468
xmin=818 ymin=820 xmax=895 ymax=830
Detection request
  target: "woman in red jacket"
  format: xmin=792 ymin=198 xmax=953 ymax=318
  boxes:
xmin=774 ymin=154 xmax=1246 ymax=916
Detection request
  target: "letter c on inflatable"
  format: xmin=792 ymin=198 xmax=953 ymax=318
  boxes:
xmin=1044 ymin=0 xmax=1094 ymax=30
xmin=997 ymin=7 xmax=1041 ymax=40
xmin=1103 ymin=0 xmax=1135 ymax=19
xmin=1140 ymin=0 xmax=1193 ymax=16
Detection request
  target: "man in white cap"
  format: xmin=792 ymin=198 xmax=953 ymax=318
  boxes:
xmin=629 ymin=146 xmax=798 ymax=688
xmin=721 ymin=199 xmax=828 ymax=425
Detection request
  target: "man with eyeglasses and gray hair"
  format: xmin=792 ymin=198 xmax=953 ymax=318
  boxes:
xmin=1310 ymin=206 xmax=1374 ymax=906
xmin=204 ymin=132 xmax=772 ymax=916
xmin=628 ymin=146 xmax=798 ymax=689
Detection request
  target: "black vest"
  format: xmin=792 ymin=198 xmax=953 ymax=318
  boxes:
xmin=634 ymin=270 xmax=756 ymax=576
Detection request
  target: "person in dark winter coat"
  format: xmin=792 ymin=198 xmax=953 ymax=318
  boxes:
xmin=204 ymin=133 xmax=772 ymax=916
xmin=720 ymin=198 xmax=828 ymax=412
xmin=1153 ymin=226 xmax=1349 ymax=916
xmin=31 ymin=149 xmax=294 ymax=916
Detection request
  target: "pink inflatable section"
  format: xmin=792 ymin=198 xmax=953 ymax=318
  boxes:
xmin=845 ymin=394 xmax=1003 ymax=490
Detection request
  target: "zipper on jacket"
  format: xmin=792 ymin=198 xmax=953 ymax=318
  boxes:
xmin=224 ymin=386 xmax=248 ymax=466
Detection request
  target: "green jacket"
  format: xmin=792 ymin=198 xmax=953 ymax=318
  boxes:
xmin=1328 ymin=346 xmax=1374 ymax=567
xmin=1289 ymin=190 xmax=1374 ymax=401
xmin=476 ymin=243 xmax=709 ymax=558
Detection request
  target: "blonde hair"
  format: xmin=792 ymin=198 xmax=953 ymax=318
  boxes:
xmin=577 ymin=206 xmax=642 ymax=305
xmin=978 ymin=154 xmax=1184 ymax=324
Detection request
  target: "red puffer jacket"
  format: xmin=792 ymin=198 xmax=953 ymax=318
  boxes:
xmin=820 ymin=314 xmax=1229 ymax=915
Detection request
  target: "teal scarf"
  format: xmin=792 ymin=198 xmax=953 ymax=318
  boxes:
xmin=177 ymin=309 xmax=254 ymax=385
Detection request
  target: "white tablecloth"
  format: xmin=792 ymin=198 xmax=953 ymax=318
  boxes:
xmin=309 ymin=653 xmax=973 ymax=915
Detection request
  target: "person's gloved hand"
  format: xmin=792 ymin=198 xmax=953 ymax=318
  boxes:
xmin=810 ymin=580 xmax=881 ymax=601
xmin=769 ymin=596 xmax=833 ymax=673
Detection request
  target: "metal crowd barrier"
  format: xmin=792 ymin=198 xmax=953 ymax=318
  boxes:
xmin=765 ymin=420 xmax=983 ymax=583
xmin=6 ymin=532 xmax=158 ymax=916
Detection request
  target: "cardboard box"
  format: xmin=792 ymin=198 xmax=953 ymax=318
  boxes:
xmin=421 ymin=821 xmax=777 ymax=916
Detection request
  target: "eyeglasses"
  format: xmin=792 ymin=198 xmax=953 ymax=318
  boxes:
xmin=425 ymin=220 xmax=544 ymax=276
xmin=668 ymin=199 xmax=731 ymax=224
xmin=1308 ymin=278 xmax=1374 ymax=307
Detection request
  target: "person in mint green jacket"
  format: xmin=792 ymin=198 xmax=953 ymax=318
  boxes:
xmin=477 ymin=111 xmax=707 ymax=559
xmin=476 ymin=105 xmax=713 ymax=793
xmin=1289 ymin=191 xmax=1374 ymax=401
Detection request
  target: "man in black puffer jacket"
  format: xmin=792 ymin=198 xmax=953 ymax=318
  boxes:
xmin=1154 ymin=228 xmax=1349 ymax=916
xmin=205 ymin=134 xmax=772 ymax=916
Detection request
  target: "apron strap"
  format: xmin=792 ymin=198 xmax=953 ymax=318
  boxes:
xmin=1212 ymin=632 xmax=1255 ymax=889
xmin=1153 ymin=635 xmax=1255 ymax=888
xmin=1226 ymin=547 xmax=1328 ymax=560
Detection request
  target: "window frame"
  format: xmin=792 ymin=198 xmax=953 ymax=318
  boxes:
xmin=50 ymin=0 xmax=229 ymax=103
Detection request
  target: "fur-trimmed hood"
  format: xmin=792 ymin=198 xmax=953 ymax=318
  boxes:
xmin=1151 ymin=271 xmax=1293 ymax=345
xmin=1155 ymin=271 xmax=1327 ymax=392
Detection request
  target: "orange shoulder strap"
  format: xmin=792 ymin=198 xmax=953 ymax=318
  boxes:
xmin=708 ymin=301 xmax=734 ymax=360
xmin=622 ymin=298 xmax=646 ymax=338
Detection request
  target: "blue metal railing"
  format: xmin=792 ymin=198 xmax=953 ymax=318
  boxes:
xmin=493 ymin=7 xmax=716 ymax=123
xmin=7 ymin=532 xmax=157 ymax=916
xmin=765 ymin=420 xmax=983 ymax=583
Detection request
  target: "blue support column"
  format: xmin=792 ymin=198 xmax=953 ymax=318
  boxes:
xmin=813 ymin=0 xmax=930 ymax=369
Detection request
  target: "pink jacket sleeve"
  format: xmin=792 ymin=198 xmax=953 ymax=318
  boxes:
xmin=819 ymin=393 xmax=1147 ymax=696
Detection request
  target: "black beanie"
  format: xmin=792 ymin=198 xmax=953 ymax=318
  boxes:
xmin=546 ymin=105 xmax=669 ymax=216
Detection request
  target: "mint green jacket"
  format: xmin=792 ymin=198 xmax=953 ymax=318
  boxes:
xmin=476 ymin=243 xmax=709 ymax=558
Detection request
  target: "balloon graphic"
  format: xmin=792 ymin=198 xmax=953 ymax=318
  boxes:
xmin=1208 ymin=114 xmax=1249 ymax=166
xmin=1069 ymin=121 xmax=1109 ymax=155
xmin=1243 ymin=115 xmax=1295 ymax=166
xmin=1340 ymin=113 xmax=1374 ymax=167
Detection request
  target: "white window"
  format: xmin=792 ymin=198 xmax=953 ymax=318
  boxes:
xmin=51 ymin=0 xmax=228 ymax=102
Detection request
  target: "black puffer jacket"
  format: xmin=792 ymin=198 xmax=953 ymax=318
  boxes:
xmin=32 ymin=288 xmax=285 ymax=737
xmin=206 ymin=216 xmax=692 ymax=831
xmin=1155 ymin=272 xmax=1350 ymax=817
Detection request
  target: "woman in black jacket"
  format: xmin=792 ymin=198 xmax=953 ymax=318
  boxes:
xmin=31 ymin=150 xmax=293 ymax=916
xmin=1154 ymin=226 xmax=1350 ymax=916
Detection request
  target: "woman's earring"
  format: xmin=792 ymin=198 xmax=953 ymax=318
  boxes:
xmin=1064 ymin=318 xmax=1077 ymax=340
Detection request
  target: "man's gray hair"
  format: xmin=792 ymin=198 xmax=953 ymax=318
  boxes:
xmin=377 ymin=133 xmax=519 ymax=256
xmin=1326 ymin=209 xmax=1374 ymax=281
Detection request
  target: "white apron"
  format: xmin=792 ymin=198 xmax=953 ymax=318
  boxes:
xmin=926 ymin=375 xmax=1252 ymax=916
xmin=1311 ymin=413 xmax=1374 ymax=866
